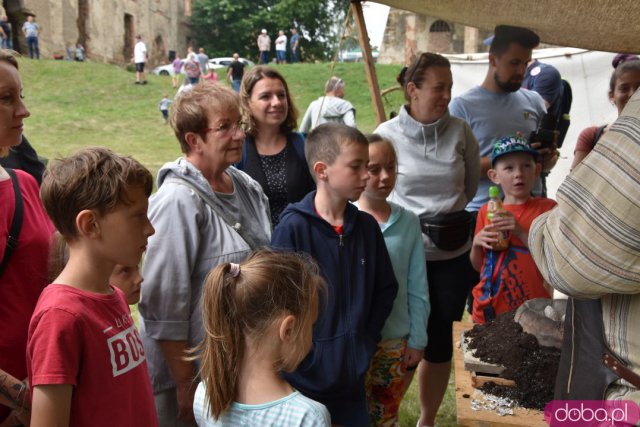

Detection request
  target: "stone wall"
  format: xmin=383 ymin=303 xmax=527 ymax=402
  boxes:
xmin=1 ymin=0 xmax=190 ymax=66
xmin=378 ymin=9 xmax=491 ymax=65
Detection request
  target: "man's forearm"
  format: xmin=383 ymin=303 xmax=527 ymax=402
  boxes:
xmin=158 ymin=340 xmax=196 ymax=385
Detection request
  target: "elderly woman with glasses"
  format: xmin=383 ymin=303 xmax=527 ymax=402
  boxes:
xmin=374 ymin=52 xmax=480 ymax=427
xmin=235 ymin=66 xmax=315 ymax=226
xmin=138 ymin=81 xmax=271 ymax=427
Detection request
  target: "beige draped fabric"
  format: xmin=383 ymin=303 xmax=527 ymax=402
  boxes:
xmin=375 ymin=0 xmax=639 ymax=53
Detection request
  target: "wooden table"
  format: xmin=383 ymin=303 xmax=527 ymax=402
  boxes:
xmin=453 ymin=321 xmax=548 ymax=427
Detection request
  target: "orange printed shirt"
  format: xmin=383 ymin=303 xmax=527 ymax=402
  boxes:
xmin=472 ymin=197 xmax=557 ymax=323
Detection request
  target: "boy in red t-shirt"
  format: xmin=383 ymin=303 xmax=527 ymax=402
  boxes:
xmin=27 ymin=147 xmax=159 ymax=426
xmin=470 ymin=135 xmax=556 ymax=323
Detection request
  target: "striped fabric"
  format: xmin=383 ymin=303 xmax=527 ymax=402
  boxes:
xmin=529 ymin=90 xmax=640 ymax=403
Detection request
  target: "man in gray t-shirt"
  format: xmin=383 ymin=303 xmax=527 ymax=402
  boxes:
xmin=196 ymin=47 xmax=209 ymax=75
xmin=449 ymin=25 xmax=558 ymax=212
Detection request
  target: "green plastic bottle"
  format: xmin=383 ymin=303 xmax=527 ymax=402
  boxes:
xmin=487 ymin=186 xmax=509 ymax=251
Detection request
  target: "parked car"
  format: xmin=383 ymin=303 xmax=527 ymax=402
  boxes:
xmin=339 ymin=48 xmax=379 ymax=63
xmin=153 ymin=63 xmax=180 ymax=76
xmin=208 ymin=57 xmax=255 ymax=69
xmin=154 ymin=57 xmax=255 ymax=76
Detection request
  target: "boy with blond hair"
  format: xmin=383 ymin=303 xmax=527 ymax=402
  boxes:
xmin=470 ymin=136 xmax=556 ymax=323
xmin=27 ymin=147 xmax=158 ymax=426
xmin=271 ymin=123 xmax=398 ymax=426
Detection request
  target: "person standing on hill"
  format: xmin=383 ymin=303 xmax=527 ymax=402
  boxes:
xmin=196 ymin=47 xmax=209 ymax=75
xmin=290 ymin=28 xmax=300 ymax=63
xmin=171 ymin=53 xmax=184 ymax=88
xmin=1 ymin=16 xmax=12 ymax=49
xmin=275 ymin=30 xmax=287 ymax=64
xmin=257 ymin=29 xmax=271 ymax=64
xmin=133 ymin=34 xmax=148 ymax=85
xmin=22 ymin=15 xmax=40 ymax=59
xmin=227 ymin=53 xmax=245 ymax=92
xmin=299 ymin=76 xmax=356 ymax=134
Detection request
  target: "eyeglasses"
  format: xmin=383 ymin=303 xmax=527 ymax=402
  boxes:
xmin=203 ymin=120 xmax=248 ymax=136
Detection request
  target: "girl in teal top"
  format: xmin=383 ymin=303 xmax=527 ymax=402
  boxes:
xmin=356 ymin=135 xmax=430 ymax=426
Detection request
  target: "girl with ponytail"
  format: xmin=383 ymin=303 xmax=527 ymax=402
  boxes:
xmin=192 ymin=249 xmax=330 ymax=426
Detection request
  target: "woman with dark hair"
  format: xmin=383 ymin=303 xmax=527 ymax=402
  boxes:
xmin=374 ymin=52 xmax=480 ymax=427
xmin=0 ymin=49 xmax=54 ymax=425
xmin=236 ymin=65 xmax=315 ymax=225
xmin=571 ymin=58 xmax=640 ymax=169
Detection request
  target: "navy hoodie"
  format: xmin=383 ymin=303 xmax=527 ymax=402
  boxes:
xmin=271 ymin=191 xmax=398 ymax=403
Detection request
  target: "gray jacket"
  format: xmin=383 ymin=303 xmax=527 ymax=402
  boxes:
xmin=374 ymin=105 xmax=480 ymax=261
xmin=139 ymin=158 xmax=271 ymax=393
xmin=299 ymin=96 xmax=356 ymax=133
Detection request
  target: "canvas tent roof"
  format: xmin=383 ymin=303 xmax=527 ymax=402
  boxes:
xmin=374 ymin=0 xmax=639 ymax=53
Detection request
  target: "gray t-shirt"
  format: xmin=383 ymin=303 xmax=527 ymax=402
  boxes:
xmin=449 ymin=86 xmax=546 ymax=211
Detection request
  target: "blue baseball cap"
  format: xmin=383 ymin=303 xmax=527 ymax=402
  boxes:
xmin=491 ymin=135 xmax=539 ymax=166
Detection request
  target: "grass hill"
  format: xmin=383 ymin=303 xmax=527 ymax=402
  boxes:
xmin=18 ymin=58 xmax=459 ymax=427
xmin=20 ymin=58 xmax=406 ymax=178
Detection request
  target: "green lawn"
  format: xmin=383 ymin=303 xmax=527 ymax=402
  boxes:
xmin=20 ymin=57 xmax=460 ymax=427
xmin=21 ymin=58 xmax=406 ymax=179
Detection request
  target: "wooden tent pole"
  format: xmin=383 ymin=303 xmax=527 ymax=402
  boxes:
xmin=350 ymin=0 xmax=386 ymax=125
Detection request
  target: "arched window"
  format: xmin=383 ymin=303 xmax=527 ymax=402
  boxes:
xmin=430 ymin=20 xmax=451 ymax=33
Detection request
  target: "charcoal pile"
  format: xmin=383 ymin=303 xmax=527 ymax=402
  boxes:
xmin=465 ymin=311 xmax=560 ymax=410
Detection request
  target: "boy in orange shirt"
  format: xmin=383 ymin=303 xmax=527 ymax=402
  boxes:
xmin=470 ymin=135 xmax=556 ymax=323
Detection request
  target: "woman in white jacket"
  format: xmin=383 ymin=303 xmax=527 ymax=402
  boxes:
xmin=374 ymin=52 xmax=480 ymax=427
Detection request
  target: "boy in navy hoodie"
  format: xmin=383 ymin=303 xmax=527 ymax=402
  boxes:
xmin=271 ymin=123 xmax=398 ymax=426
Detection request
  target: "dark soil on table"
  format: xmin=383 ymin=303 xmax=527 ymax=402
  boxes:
xmin=465 ymin=311 xmax=560 ymax=410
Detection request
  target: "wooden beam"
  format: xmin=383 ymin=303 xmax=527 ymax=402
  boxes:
xmin=350 ymin=0 xmax=386 ymax=125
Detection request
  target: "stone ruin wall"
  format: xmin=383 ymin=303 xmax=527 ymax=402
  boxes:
xmin=1 ymin=0 xmax=191 ymax=66
xmin=378 ymin=9 xmax=492 ymax=65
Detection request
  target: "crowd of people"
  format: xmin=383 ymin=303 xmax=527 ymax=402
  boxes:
xmin=256 ymin=28 xmax=300 ymax=64
xmin=1 ymin=20 xmax=639 ymax=427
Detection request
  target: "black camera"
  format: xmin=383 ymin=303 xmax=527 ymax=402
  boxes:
xmin=529 ymin=128 xmax=556 ymax=149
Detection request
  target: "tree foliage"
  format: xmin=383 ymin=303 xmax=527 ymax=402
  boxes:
xmin=191 ymin=0 xmax=350 ymax=62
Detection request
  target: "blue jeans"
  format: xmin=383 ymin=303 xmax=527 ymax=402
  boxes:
xmin=27 ymin=36 xmax=39 ymax=59
xmin=232 ymin=79 xmax=241 ymax=92
xmin=276 ymin=50 xmax=286 ymax=62
xmin=260 ymin=51 xmax=269 ymax=64
xmin=1 ymin=37 xmax=12 ymax=49
xmin=291 ymin=49 xmax=298 ymax=63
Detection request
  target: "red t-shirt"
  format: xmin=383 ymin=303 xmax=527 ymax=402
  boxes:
xmin=0 ymin=170 xmax=53 ymax=422
xmin=574 ymin=125 xmax=607 ymax=153
xmin=27 ymin=285 xmax=159 ymax=426
xmin=472 ymin=197 xmax=557 ymax=324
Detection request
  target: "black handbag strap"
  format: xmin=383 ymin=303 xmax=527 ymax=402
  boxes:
xmin=1 ymin=169 xmax=24 ymax=276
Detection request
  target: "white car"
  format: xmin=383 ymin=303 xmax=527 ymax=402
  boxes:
xmin=208 ymin=57 xmax=255 ymax=70
xmin=153 ymin=57 xmax=255 ymax=76
xmin=339 ymin=49 xmax=379 ymax=63
xmin=153 ymin=63 xmax=180 ymax=76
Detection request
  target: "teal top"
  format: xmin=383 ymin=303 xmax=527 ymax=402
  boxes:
xmin=356 ymin=201 xmax=430 ymax=349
